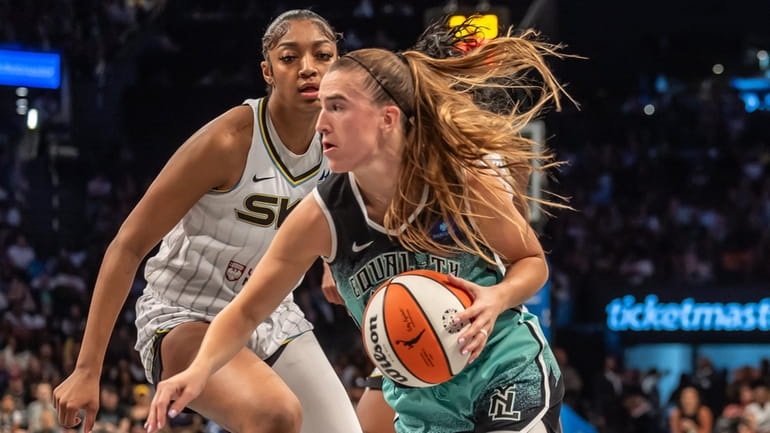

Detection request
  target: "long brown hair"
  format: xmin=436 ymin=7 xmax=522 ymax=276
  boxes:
xmin=332 ymin=29 xmax=573 ymax=263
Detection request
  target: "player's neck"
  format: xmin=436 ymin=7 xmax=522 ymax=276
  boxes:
xmin=268 ymin=100 xmax=319 ymax=154
xmin=353 ymin=165 xmax=399 ymax=224
xmin=353 ymin=135 xmax=405 ymax=218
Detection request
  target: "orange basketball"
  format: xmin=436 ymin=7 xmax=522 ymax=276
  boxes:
xmin=361 ymin=270 xmax=473 ymax=388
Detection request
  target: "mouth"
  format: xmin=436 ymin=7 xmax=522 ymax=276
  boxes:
xmin=299 ymin=83 xmax=319 ymax=98
xmin=322 ymin=140 xmax=336 ymax=151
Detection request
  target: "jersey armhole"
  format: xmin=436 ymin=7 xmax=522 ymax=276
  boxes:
xmin=312 ymin=188 xmax=338 ymax=263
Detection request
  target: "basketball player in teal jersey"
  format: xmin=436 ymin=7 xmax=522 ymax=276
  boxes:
xmin=146 ymin=31 xmax=572 ymax=433
xmin=352 ymin=19 xmax=547 ymax=433
xmin=53 ymin=10 xmax=362 ymax=433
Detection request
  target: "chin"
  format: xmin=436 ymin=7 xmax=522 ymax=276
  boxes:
xmin=327 ymin=160 xmax=351 ymax=174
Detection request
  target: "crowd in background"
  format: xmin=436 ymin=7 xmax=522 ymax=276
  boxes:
xmin=1 ymin=1 xmax=769 ymax=433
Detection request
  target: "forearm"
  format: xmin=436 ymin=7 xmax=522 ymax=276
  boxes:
xmin=76 ymin=239 xmax=143 ymax=371
xmin=497 ymin=255 xmax=548 ymax=309
xmin=188 ymin=262 xmax=299 ymax=377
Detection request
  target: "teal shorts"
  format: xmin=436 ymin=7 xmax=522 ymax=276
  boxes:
xmin=383 ymin=310 xmax=564 ymax=433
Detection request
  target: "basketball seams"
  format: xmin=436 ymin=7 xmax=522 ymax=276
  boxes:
xmin=387 ymin=281 xmax=451 ymax=384
xmin=362 ymin=270 xmax=473 ymax=387
xmin=400 ymin=274 xmax=471 ymax=373
xmin=362 ymin=282 xmax=432 ymax=388
xmin=399 ymin=272 xmax=472 ymax=308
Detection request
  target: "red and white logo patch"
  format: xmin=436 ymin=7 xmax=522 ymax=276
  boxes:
xmin=225 ymin=260 xmax=246 ymax=281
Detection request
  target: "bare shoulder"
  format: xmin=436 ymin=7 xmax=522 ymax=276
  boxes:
xmin=466 ymin=172 xmax=516 ymax=215
xmin=177 ymin=105 xmax=254 ymax=188
xmin=198 ymin=105 xmax=254 ymax=159
xmin=280 ymin=194 xmax=333 ymax=258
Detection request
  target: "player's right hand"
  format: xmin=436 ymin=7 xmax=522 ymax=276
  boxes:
xmin=146 ymin=368 xmax=206 ymax=433
xmin=53 ymin=368 xmax=100 ymax=433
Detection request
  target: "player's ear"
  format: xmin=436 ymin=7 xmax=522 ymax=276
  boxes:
xmin=381 ymin=105 xmax=402 ymax=132
xmin=261 ymin=60 xmax=273 ymax=86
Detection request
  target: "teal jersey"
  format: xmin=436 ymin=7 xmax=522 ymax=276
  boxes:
xmin=313 ymin=172 xmax=562 ymax=433
xmin=312 ymin=172 xmax=503 ymax=325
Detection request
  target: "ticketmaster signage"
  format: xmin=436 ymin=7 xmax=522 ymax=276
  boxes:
xmin=606 ymin=295 xmax=770 ymax=332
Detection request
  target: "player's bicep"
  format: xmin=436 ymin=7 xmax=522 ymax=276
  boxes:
xmin=472 ymin=180 xmax=543 ymax=264
xmin=117 ymin=111 xmax=248 ymax=256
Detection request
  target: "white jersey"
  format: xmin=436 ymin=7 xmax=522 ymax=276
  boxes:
xmin=135 ymin=97 xmax=331 ymax=377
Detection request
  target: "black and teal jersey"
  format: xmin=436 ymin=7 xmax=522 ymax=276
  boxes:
xmin=312 ymin=172 xmax=504 ymax=327
xmin=312 ymin=172 xmax=563 ymax=433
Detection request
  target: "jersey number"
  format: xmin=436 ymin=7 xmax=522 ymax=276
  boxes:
xmin=236 ymin=194 xmax=299 ymax=228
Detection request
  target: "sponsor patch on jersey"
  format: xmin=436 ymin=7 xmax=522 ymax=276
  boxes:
xmin=429 ymin=220 xmax=459 ymax=243
xmin=225 ymin=260 xmax=246 ymax=281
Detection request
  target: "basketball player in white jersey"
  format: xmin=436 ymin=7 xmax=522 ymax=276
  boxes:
xmin=53 ymin=10 xmax=362 ymax=433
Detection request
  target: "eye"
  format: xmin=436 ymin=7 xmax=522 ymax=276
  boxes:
xmin=316 ymin=52 xmax=334 ymax=61
xmin=278 ymin=55 xmax=297 ymax=63
xmin=324 ymin=103 xmax=342 ymax=112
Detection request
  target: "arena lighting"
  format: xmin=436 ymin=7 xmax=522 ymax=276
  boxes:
xmin=606 ymin=295 xmax=770 ymax=332
xmin=730 ymin=77 xmax=770 ymax=112
xmin=448 ymin=13 xmax=499 ymax=40
xmin=27 ymin=108 xmax=38 ymax=130
xmin=712 ymin=63 xmax=724 ymax=75
xmin=0 ymin=49 xmax=61 ymax=89
xmin=16 ymin=97 xmax=27 ymax=115
xmin=758 ymin=50 xmax=769 ymax=70
xmin=731 ymin=77 xmax=770 ymax=90
xmin=425 ymin=3 xmax=510 ymax=33
xmin=643 ymin=104 xmax=655 ymax=115
xmin=741 ymin=93 xmax=760 ymax=112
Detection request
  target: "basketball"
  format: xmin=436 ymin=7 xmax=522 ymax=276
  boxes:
xmin=361 ymin=270 xmax=473 ymax=388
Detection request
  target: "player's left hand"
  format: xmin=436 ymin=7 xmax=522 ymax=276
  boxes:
xmin=447 ymin=274 xmax=505 ymax=364
xmin=146 ymin=367 xmax=207 ymax=433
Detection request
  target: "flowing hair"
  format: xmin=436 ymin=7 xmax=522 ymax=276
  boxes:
xmin=333 ymin=28 xmax=574 ymax=263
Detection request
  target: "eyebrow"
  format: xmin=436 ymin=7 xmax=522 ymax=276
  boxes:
xmin=275 ymin=40 xmax=334 ymax=49
xmin=322 ymin=94 xmax=349 ymax=103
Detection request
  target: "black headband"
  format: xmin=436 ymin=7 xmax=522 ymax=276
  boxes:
xmin=342 ymin=53 xmax=413 ymax=118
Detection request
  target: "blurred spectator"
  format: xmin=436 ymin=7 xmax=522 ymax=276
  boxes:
xmin=94 ymin=384 xmax=129 ymax=433
xmin=5 ymin=235 xmax=35 ymax=273
xmin=642 ymin=368 xmax=663 ymax=409
xmin=716 ymin=383 xmax=757 ymax=433
xmin=745 ymin=381 xmax=770 ymax=433
xmin=127 ymin=384 xmax=150 ymax=432
xmin=3 ymin=368 xmax=27 ymax=413
xmin=26 ymin=382 xmax=58 ymax=433
xmin=0 ymin=394 xmax=24 ymax=433
xmin=695 ymin=356 xmax=728 ymax=416
xmin=553 ymin=347 xmax=583 ymax=410
xmin=621 ymin=390 xmax=658 ymax=433
xmin=669 ymin=386 xmax=714 ymax=433
xmin=592 ymin=356 xmax=624 ymax=433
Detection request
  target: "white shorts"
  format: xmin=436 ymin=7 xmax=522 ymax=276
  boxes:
xmin=134 ymin=291 xmax=312 ymax=383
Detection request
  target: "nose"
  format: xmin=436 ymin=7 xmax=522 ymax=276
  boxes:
xmin=299 ymin=54 xmax=318 ymax=79
xmin=315 ymin=109 xmax=329 ymax=134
